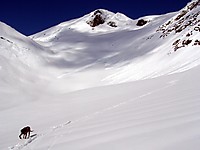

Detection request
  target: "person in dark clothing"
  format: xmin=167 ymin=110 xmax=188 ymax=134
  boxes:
xmin=19 ymin=126 xmax=33 ymax=139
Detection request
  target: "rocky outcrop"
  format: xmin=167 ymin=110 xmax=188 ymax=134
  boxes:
xmin=157 ymin=0 xmax=200 ymax=51
xmin=86 ymin=9 xmax=119 ymax=28
xmin=136 ymin=19 xmax=148 ymax=26
xmin=86 ymin=10 xmax=105 ymax=27
xmin=157 ymin=0 xmax=200 ymax=37
xmin=172 ymin=39 xmax=193 ymax=51
xmin=107 ymin=21 xmax=117 ymax=27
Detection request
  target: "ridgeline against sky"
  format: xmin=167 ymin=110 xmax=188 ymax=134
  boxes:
xmin=0 ymin=0 xmax=191 ymax=35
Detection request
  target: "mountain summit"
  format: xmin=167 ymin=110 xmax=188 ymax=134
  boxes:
xmin=86 ymin=9 xmax=135 ymax=28
xmin=31 ymin=9 xmax=136 ymax=38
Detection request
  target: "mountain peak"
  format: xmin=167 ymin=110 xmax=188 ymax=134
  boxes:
xmin=41 ymin=9 xmax=135 ymax=34
xmin=85 ymin=9 xmax=133 ymax=28
xmin=86 ymin=9 xmax=115 ymax=27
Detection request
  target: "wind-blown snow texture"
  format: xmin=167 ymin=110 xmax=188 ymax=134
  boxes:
xmin=0 ymin=0 xmax=200 ymax=150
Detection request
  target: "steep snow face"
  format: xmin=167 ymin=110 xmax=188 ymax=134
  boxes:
xmin=0 ymin=22 xmax=44 ymax=65
xmin=0 ymin=22 xmax=53 ymax=110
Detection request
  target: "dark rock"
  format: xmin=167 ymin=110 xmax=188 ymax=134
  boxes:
xmin=194 ymin=26 xmax=200 ymax=32
xmin=136 ymin=19 xmax=147 ymax=26
xmin=87 ymin=10 xmax=105 ymax=27
xmin=107 ymin=21 xmax=117 ymax=27
xmin=175 ymin=10 xmax=188 ymax=21
xmin=182 ymin=39 xmax=192 ymax=46
xmin=93 ymin=10 xmax=103 ymax=16
xmin=173 ymin=39 xmax=180 ymax=45
xmin=187 ymin=0 xmax=200 ymax=10
xmin=194 ymin=39 xmax=200 ymax=45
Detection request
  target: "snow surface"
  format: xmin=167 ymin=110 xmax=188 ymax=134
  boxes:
xmin=1 ymin=1 xmax=200 ymax=149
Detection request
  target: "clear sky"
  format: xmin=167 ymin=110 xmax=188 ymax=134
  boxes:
xmin=0 ymin=0 xmax=191 ymax=35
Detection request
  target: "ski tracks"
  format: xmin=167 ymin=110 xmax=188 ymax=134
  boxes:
xmin=8 ymin=81 xmax=176 ymax=150
xmin=8 ymin=121 xmax=71 ymax=150
xmin=72 ymin=81 xmax=176 ymax=123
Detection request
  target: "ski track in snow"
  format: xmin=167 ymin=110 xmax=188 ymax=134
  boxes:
xmin=8 ymin=134 xmax=39 ymax=150
xmin=9 ymin=121 xmax=71 ymax=150
xmin=69 ymin=80 xmax=176 ymax=127
xmin=9 ymin=81 xmax=175 ymax=150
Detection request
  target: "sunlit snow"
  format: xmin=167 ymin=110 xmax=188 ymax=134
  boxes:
xmin=1 ymin=1 xmax=200 ymax=150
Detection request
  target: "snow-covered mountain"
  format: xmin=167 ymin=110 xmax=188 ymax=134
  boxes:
xmin=30 ymin=4 xmax=200 ymax=86
xmin=0 ymin=0 xmax=200 ymax=150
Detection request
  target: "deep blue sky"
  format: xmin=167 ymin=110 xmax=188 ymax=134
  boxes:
xmin=0 ymin=0 xmax=191 ymax=35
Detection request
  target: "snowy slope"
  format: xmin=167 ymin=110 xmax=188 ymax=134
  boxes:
xmin=4 ymin=64 xmax=200 ymax=150
xmin=0 ymin=0 xmax=200 ymax=149
xmin=30 ymin=3 xmax=200 ymax=88
xmin=0 ymin=22 xmax=53 ymax=110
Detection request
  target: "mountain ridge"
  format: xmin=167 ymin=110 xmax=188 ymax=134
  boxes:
xmin=0 ymin=0 xmax=199 ymax=90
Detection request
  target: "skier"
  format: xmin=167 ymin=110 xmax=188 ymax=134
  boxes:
xmin=19 ymin=126 xmax=33 ymax=139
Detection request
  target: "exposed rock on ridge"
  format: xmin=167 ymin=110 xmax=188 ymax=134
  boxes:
xmin=86 ymin=9 xmax=132 ymax=28
xmin=157 ymin=0 xmax=200 ymax=51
